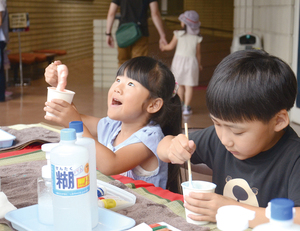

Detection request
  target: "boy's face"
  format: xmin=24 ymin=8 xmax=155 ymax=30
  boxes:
xmin=210 ymin=115 xmax=282 ymax=160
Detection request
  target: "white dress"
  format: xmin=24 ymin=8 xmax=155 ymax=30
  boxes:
xmin=171 ymin=30 xmax=203 ymax=86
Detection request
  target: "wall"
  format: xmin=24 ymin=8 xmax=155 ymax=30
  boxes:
xmin=233 ymin=0 xmax=295 ymax=65
xmin=184 ymin=0 xmax=234 ymax=38
xmin=7 ymin=0 xmax=111 ymax=62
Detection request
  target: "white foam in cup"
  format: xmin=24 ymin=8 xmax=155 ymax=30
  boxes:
xmin=46 ymin=87 xmax=75 ymax=117
xmin=181 ymin=180 xmax=217 ymax=225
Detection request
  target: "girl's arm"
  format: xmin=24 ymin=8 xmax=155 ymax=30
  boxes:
xmin=161 ymin=34 xmax=177 ymax=51
xmin=81 ymin=124 xmax=155 ymax=175
xmin=196 ymin=43 xmax=203 ymax=71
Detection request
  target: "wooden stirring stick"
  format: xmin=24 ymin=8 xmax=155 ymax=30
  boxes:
xmin=184 ymin=123 xmax=193 ymax=188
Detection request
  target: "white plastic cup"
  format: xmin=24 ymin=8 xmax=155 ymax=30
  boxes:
xmin=46 ymin=87 xmax=75 ymax=117
xmin=181 ymin=180 xmax=217 ymax=225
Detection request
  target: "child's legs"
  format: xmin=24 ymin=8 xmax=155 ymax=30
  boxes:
xmin=177 ymin=85 xmax=185 ymax=103
xmin=184 ymin=86 xmax=193 ymax=106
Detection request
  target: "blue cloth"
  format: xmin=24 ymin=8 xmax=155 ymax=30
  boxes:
xmin=97 ymin=117 xmax=168 ymax=189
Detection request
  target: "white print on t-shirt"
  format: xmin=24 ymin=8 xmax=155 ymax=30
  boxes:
xmin=223 ymin=176 xmax=259 ymax=207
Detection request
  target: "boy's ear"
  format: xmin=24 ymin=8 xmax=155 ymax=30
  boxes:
xmin=147 ymin=98 xmax=163 ymax=114
xmin=273 ymin=109 xmax=290 ymax=132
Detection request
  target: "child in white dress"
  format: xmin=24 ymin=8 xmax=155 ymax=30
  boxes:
xmin=162 ymin=10 xmax=203 ymax=115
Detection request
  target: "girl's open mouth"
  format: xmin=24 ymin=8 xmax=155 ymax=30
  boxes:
xmin=112 ymin=98 xmax=122 ymax=105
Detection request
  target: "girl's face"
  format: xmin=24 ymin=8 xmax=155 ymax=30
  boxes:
xmin=107 ymin=74 xmax=151 ymax=124
xmin=210 ymin=115 xmax=281 ymax=160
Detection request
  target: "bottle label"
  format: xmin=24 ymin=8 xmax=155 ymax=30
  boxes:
xmin=51 ymin=163 xmax=90 ymax=196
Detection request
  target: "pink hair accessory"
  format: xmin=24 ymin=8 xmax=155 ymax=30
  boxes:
xmin=172 ymin=82 xmax=179 ymax=98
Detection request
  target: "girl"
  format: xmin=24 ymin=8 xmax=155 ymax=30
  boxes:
xmin=44 ymin=56 xmax=182 ymax=192
xmin=161 ymin=10 xmax=203 ymax=115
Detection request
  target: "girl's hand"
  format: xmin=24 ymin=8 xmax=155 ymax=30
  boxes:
xmin=44 ymin=99 xmax=81 ymax=127
xmin=167 ymin=134 xmax=196 ymax=164
xmin=184 ymin=192 xmax=237 ymax=223
xmin=44 ymin=60 xmax=62 ymax=87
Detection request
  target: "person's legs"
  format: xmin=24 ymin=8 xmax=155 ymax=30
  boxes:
xmin=182 ymin=86 xmax=193 ymax=115
xmin=131 ymin=36 xmax=148 ymax=58
xmin=184 ymin=86 xmax=193 ymax=107
xmin=118 ymin=46 xmax=132 ymax=67
xmin=177 ymin=85 xmax=185 ymax=103
xmin=0 ymin=41 xmax=6 ymax=102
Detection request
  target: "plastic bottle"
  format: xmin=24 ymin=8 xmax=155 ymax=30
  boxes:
xmin=50 ymin=128 xmax=92 ymax=231
xmin=253 ymin=198 xmax=300 ymax=231
xmin=216 ymin=205 xmax=255 ymax=231
xmin=69 ymin=121 xmax=98 ymax=228
xmin=37 ymin=143 xmax=58 ymax=225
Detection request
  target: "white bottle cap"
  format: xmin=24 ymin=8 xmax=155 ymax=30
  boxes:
xmin=216 ymin=205 xmax=255 ymax=231
xmin=41 ymin=143 xmax=59 ymax=160
xmin=42 ymin=165 xmax=51 ymax=179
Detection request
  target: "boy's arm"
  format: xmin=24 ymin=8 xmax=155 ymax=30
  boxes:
xmin=157 ymin=134 xmax=196 ymax=164
xmin=294 ymin=207 xmax=300 ymax=225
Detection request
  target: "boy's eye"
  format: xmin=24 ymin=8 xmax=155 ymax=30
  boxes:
xmin=128 ymin=82 xmax=135 ymax=86
xmin=116 ymin=78 xmax=120 ymax=82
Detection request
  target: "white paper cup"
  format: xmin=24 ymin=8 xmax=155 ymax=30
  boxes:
xmin=46 ymin=87 xmax=75 ymax=117
xmin=181 ymin=180 xmax=217 ymax=225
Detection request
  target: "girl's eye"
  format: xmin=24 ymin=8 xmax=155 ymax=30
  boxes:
xmin=115 ymin=78 xmax=120 ymax=82
xmin=233 ymin=131 xmax=243 ymax=135
xmin=128 ymin=82 xmax=135 ymax=86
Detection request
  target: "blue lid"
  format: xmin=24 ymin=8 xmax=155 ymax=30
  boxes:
xmin=60 ymin=128 xmax=76 ymax=141
xmin=69 ymin=121 xmax=83 ymax=133
xmin=270 ymin=198 xmax=294 ymax=221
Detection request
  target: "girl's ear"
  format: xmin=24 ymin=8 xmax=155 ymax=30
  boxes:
xmin=273 ymin=109 xmax=290 ymax=132
xmin=147 ymin=98 xmax=163 ymax=114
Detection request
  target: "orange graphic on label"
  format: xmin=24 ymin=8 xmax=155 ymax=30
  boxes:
xmin=84 ymin=163 xmax=89 ymax=173
xmin=77 ymin=174 xmax=90 ymax=189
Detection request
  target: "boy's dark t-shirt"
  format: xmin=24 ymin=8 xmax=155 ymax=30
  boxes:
xmin=189 ymin=125 xmax=300 ymax=208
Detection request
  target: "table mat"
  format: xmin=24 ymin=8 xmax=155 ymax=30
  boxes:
xmin=0 ymin=156 xmax=209 ymax=231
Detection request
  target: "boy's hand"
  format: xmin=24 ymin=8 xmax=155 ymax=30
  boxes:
xmin=168 ymin=134 xmax=196 ymax=164
xmin=45 ymin=60 xmax=62 ymax=87
xmin=184 ymin=192 xmax=236 ymax=223
xmin=44 ymin=99 xmax=81 ymax=127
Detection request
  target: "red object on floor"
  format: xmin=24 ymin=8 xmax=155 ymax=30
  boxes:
xmin=112 ymin=174 xmax=184 ymax=202
xmin=0 ymin=143 xmax=42 ymax=159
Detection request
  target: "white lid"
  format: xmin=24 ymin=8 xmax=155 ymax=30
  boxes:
xmin=216 ymin=205 xmax=255 ymax=231
xmin=41 ymin=143 xmax=59 ymax=160
xmin=42 ymin=165 xmax=51 ymax=179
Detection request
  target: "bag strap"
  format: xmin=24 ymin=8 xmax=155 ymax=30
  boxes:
xmin=137 ymin=0 xmax=148 ymax=25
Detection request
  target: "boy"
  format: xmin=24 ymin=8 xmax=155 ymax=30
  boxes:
xmin=157 ymin=49 xmax=300 ymax=228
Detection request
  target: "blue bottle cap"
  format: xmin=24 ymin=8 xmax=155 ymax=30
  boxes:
xmin=60 ymin=128 xmax=76 ymax=141
xmin=69 ymin=121 xmax=83 ymax=133
xmin=270 ymin=198 xmax=294 ymax=221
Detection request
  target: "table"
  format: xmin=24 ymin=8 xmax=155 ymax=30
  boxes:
xmin=0 ymin=123 xmax=252 ymax=231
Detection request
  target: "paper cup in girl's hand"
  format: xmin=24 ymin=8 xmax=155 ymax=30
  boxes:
xmin=46 ymin=87 xmax=75 ymax=117
xmin=181 ymin=180 xmax=217 ymax=225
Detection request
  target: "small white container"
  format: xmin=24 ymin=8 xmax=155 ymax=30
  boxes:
xmin=0 ymin=129 xmax=16 ymax=148
xmin=216 ymin=205 xmax=255 ymax=231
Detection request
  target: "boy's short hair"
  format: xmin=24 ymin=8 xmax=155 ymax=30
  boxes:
xmin=206 ymin=49 xmax=297 ymax=122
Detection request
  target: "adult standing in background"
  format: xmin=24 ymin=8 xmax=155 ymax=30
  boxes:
xmin=106 ymin=0 xmax=167 ymax=66
xmin=0 ymin=0 xmax=8 ymax=102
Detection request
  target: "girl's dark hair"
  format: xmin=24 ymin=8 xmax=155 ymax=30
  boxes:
xmin=117 ymin=56 xmax=182 ymax=193
xmin=206 ymin=49 xmax=297 ymax=123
